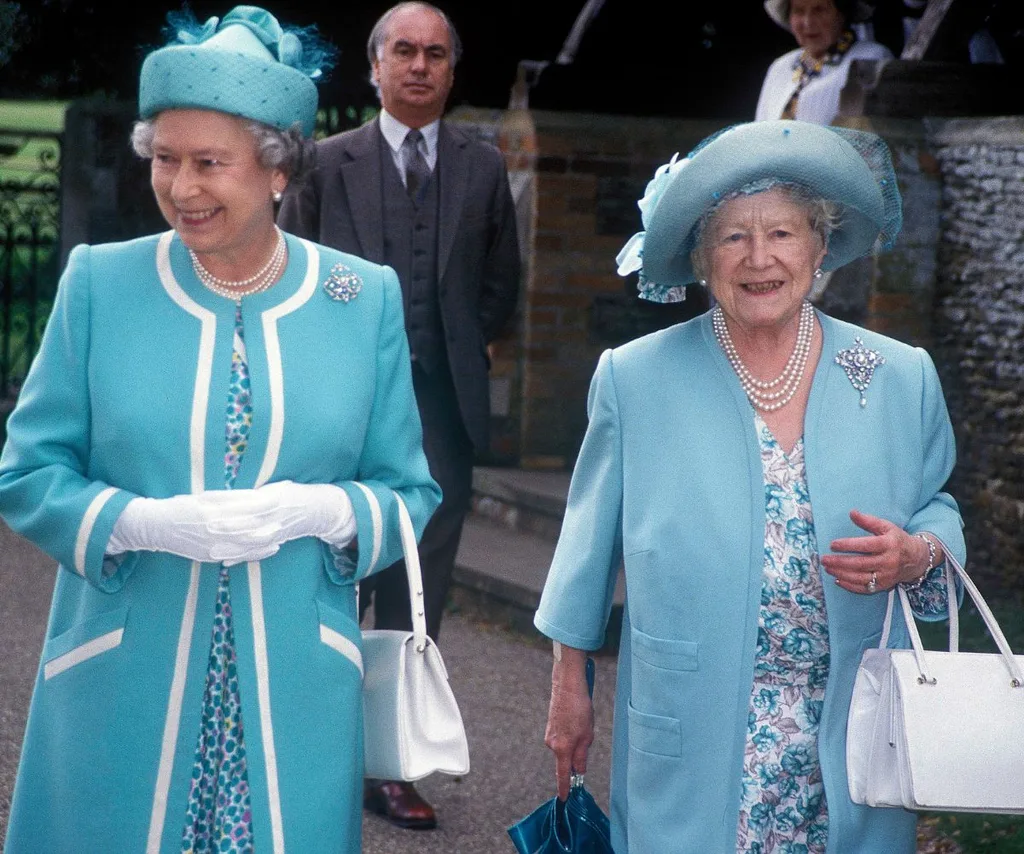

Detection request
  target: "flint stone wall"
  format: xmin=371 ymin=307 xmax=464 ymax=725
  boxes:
xmin=927 ymin=117 xmax=1024 ymax=592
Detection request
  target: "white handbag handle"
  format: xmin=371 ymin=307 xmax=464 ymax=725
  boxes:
xmin=879 ymin=540 xmax=1024 ymax=688
xmin=393 ymin=494 xmax=429 ymax=653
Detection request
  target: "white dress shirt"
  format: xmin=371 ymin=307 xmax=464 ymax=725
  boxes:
xmin=378 ymin=109 xmax=440 ymax=188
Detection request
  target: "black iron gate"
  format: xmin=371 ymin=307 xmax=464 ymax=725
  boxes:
xmin=0 ymin=128 xmax=61 ymax=401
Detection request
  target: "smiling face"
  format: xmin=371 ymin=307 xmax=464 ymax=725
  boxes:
xmin=703 ymin=187 xmax=827 ymax=336
xmin=149 ymin=109 xmax=285 ymax=275
xmin=789 ymin=0 xmax=846 ymax=60
xmin=371 ymin=5 xmax=454 ymax=128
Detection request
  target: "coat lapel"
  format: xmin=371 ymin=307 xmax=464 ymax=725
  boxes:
xmin=339 ymin=119 xmax=385 ymax=263
xmin=437 ymin=121 xmax=470 ymax=285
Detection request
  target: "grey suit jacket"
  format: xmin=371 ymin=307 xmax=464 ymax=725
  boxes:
xmin=278 ymin=117 xmax=521 ymax=452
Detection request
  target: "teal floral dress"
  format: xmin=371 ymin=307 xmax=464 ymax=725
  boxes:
xmin=736 ymin=416 xmax=947 ymax=853
xmin=182 ymin=304 xmax=255 ymax=853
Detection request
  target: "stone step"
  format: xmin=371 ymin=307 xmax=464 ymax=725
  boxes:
xmin=452 ymin=511 xmax=624 ymax=652
xmin=469 ymin=466 xmax=571 ymax=543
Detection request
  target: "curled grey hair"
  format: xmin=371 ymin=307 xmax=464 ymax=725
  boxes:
xmin=366 ymin=2 xmax=463 ymax=73
xmin=689 ymin=183 xmax=842 ymax=283
xmin=130 ymin=118 xmax=317 ymax=183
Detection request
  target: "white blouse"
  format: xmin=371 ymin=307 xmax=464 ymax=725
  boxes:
xmin=755 ymin=40 xmax=894 ymax=125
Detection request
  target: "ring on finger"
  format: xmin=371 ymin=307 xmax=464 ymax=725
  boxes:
xmin=866 ymin=571 xmax=878 ymax=593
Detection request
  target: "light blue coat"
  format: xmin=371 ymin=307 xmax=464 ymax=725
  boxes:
xmin=0 ymin=232 xmax=441 ymax=854
xmin=534 ymin=311 xmax=965 ymax=853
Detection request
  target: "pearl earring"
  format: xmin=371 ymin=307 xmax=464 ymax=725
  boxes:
xmin=698 ymin=278 xmax=708 ymax=287
xmin=272 ymin=189 xmax=283 ymax=203
xmin=813 ymin=268 xmax=823 ymax=280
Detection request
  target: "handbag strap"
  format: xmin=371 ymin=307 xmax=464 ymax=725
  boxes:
xmin=392 ymin=494 xmax=429 ymax=653
xmin=883 ymin=541 xmax=1024 ymax=688
xmin=878 ymin=535 xmax=958 ymax=652
xmin=570 ymin=657 xmax=597 ymax=791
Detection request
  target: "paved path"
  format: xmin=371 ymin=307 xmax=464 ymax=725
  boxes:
xmin=0 ymin=521 xmax=616 ymax=852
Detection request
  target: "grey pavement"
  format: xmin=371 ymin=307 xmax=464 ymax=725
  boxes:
xmin=0 ymin=519 xmax=617 ymax=853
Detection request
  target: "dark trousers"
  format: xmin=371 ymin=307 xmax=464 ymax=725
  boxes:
xmin=359 ymin=361 xmax=474 ymax=641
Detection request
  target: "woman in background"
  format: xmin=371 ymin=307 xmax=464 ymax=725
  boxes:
xmin=756 ymin=0 xmax=894 ymax=125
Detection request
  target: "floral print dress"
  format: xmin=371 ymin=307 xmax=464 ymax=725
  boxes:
xmin=182 ymin=303 xmax=255 ymax=853
xmin=736 ymin=416 xmax=947 ymax=854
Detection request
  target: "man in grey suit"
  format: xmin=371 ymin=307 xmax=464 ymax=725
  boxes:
xmin=278 ymin=0 xmax=520 ymax=830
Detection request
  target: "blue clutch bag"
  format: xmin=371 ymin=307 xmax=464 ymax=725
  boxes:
xmin=507 ymin=658 xmax=614 ymax=853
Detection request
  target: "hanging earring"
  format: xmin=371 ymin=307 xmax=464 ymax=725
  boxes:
xmin=272 ymin=189 xmax=283 ymax=203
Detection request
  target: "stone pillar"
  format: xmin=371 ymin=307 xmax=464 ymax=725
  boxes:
xmin=60 ymin=98 xmax=164 ymax=264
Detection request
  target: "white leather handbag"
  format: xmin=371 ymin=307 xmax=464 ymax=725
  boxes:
xmin=847 ymin=549 xmax=1024 ymax=814
xmin=361 ymin=494 xmax=470 ymax=781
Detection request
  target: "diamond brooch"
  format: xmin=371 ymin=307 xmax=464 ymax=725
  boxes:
xmin=323 ymin=263 xmax=362 ymax=302
xmin=835 ymin=337 xmax=885 ymax=407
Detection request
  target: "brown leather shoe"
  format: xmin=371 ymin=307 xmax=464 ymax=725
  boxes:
xmin=363 ymin=779 xmax=437 ymax=830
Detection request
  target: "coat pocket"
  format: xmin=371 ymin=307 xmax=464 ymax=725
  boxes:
xmin=42 ymin=606 xmax=129 ymax=681
xmin=632 ymin=626 xmax=699 ymax=671
xmin=627 ymin=701 xmax=682 ymax=757
xmin=316 ymin=598 xmax=364 ymax=678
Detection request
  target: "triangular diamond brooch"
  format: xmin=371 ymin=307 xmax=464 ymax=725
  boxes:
xmin=835 ymin=337 xmax=885 ymax=407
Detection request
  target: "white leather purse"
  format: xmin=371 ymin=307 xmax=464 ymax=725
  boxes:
xmin=847 ymin=548 xmax=1024 ymax=814
xmin=361 ymin=494 xmax=470 ymax=781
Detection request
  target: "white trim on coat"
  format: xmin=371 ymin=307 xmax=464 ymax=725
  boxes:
xmin=248 ymin=560 xmax=286 ymax=853
xmin=155 ymin=230 xmax=215 ymax=495
xmin=43 ymin=628 xmax=124 ymax=680
xmin=351 ymin=481 xmax=383 ymax=575
xmin=319 ymin=625 xmax=364 ymax=677
xmin=74 ymin=485 xmax=118 ymax=575
xmin=147 ymin=234 xmax=215 ymax=852
xmin=146 ymin=562 xmax=202 ymax=854
xmin=253 ymin=238 xmax=320 ymax=488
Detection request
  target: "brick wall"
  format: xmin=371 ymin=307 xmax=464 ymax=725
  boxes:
xmin=452 ymin=107 xmax=715 ymax=468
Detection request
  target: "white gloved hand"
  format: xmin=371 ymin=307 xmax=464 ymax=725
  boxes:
xmin=107 ymin=490 xmax=286 ymax=565
xmin=253 ymin=480 xmax=357 ymax=549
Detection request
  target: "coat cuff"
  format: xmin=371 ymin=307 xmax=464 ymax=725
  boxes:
xmin=75 ymin=485 xmax=137 ymax=592
xmin=328 ymin=481 xmax=386 ymax=583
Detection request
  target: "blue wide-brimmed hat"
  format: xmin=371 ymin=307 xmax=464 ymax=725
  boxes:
xmin=139 ymin=6 xmax=333 ymax=137
xmin=616 ymin=120 xmax=902 ymax=303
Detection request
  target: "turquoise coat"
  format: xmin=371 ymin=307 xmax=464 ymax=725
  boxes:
xmin=534 ymin=311 xmax=965 ymax=853
xmin=0 ymin=232 xmax=441 ymax=853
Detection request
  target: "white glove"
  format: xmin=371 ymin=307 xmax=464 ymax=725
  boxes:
xmin=107 ymin=491 xmax=286 ymax=565
xmin=253 ymin=480 xmax=357 ymax=549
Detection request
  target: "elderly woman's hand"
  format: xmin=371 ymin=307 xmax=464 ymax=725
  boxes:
xmin=545 ymin=644 xmax=595 ymax=801
xmin=821 ymin=509 xmax=933 ymax=593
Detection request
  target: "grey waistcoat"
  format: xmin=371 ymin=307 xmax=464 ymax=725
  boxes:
xmin=381 ymin=149 xmax=444 ymax=373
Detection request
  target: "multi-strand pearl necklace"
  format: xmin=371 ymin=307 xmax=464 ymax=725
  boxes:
xmin=189 ymin=227 xmax=286 ymax=302
xmin=713 ymin=300 xmax=815 ymax=412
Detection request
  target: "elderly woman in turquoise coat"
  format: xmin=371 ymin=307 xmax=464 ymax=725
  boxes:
xmin=0 ymin=7 xmax=440 ymax=854
xmin=535 ymin=120 xmax=965 ymax=853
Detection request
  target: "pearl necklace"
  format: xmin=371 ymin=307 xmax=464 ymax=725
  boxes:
xmin=713 ymin=301 xmax=815 ymax=412
xmin=189 ymin=228 xmax=286 ymax=302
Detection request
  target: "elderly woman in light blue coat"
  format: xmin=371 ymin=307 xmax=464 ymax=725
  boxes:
xmin=0 ymin=7 xmax=440 ymax=854
xmin=536 ymin=121 xmax=964 ymax=853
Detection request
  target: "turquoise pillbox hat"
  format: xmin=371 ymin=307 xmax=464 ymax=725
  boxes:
xmin=622 ymin=120 xmax=902 ymax=302
xmin=139 ymin=6 xmax=323 ymax=136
